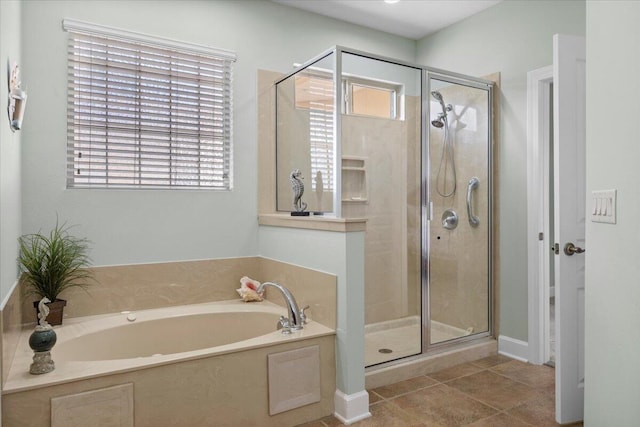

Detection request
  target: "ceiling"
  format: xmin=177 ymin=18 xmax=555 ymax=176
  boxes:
xmin=272 ymin=0 xmax=503 ymax=40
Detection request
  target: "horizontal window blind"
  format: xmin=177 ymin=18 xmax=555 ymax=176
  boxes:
xmin=64 ymin=19 xmax=235 ymax=189
xmin=294 ymin=74 xmax=334 ymax=192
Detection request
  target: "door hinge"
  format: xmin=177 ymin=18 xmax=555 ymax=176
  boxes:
xmin=538 ymin=232 xmax=544 ymax=241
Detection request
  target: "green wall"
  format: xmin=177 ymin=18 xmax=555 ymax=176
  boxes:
xmin=0 ymin=0 xmax=22 ymax=303
xmin=585 ymin=2 xmax=640 ymax=425
xmin=18 ymin=0 xmax=415 ymax=277
xmin=417 ymin=0 xmax=586 ymax=341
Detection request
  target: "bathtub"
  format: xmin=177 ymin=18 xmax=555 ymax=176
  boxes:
xmin=54 ymin=303 xmax=303 ymax=362
xmin=3 ymin=299 xmax=336 ymax=426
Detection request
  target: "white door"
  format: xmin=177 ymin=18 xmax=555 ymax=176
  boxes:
xmin=553 ymin=33 xmax=586 ymax=424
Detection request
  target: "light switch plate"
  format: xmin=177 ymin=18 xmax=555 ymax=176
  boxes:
xmin=591 ymin=189 xmax=616 ymax=224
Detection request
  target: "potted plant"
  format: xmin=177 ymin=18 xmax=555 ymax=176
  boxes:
xmin=18 ymin=221 xmax=94 ymax=325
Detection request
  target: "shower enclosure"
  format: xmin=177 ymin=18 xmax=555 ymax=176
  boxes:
xmin=275 ymin=47 xmax=493 ymax=367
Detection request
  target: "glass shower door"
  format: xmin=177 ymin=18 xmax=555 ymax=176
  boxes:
xmin=338 ymin=53 xmax=423 ymax=367
xmin=426 ymin=75 xmax=492 ymax=346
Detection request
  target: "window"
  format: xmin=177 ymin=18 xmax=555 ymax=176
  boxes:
xmin=292 ymin=71 xmax=403 ymax=192
xmin=344 ymin=77 xmax=401 ymax=120
xmin=64 ymin=19 xmax=235 ymax=189
xmin=294 ymin=72 xmax=335 ymax=192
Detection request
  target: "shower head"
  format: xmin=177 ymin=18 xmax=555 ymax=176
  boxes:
xmin=431 ymin=119 xmax=444 ymax=128
xmin=431 ymin=113 xmax=446 ymax=128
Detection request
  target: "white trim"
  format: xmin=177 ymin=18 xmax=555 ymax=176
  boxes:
xmin=333 ymin=389 xmax=371 ymax=425
xmin=527 ymin=65 xmax=553 ymax=365
xmin=62 ymin=18 xmax=237 ymax=61
xmin=0 ymin=279 xmax=20 ymax=310
xmin=498 ymin=335 xmax=529 ymax=363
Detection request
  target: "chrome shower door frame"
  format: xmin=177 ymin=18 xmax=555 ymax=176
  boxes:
xmin=276 ymin=46 xmax=495 ymax=365
xmin=422 ymin=70 xmax=495 ymax=354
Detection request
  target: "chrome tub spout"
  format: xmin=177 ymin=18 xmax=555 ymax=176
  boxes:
xmin=256 ymin=282 xmax=306 ymax=333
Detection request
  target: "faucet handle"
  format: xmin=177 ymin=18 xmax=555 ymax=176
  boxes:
xmin=277 ymin=315 xmax=292 ymax=334
xmin=299 ymin=305 xmax=310 ymax=324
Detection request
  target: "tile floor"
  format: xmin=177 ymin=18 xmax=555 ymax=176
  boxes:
xmin=299 ymin=355 xmax=584 ymax=427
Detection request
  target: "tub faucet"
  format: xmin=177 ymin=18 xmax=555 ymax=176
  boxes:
xmin=256 ymin=282 xmax=306 ymax=334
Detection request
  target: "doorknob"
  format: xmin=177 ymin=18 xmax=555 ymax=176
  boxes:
xmin=564 ymin=242 xmax=585 ymax=256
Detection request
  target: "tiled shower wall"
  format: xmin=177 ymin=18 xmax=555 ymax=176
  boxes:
xmin=342 ymin=96 xmax=422 ymax=325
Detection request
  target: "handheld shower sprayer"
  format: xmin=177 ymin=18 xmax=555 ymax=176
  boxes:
xmin=431 ymin=89 xmax=456 ymax=197
xmin=430 ymin=90 xmax=453 ymax=128
xmin=431 ymin=90 xmax=446 ymax=112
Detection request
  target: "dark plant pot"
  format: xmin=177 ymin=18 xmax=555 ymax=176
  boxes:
xmin=33 ymin=299 xmax=67 ymax=326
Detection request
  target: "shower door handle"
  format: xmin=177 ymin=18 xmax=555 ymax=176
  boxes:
xmin=466 ymin=177 xmax=480 ymax=227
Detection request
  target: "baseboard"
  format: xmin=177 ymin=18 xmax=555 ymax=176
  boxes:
xmin=498 ymin=335 xmax=529 ymax=362
xmin=333 ymin=389 xmax=371 ymax=425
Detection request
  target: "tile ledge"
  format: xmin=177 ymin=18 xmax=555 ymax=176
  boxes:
xmin=258 ymin=213 xmax=367 ymax=232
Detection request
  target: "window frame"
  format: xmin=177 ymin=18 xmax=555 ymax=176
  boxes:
xmin=343 ymin=76 xmax=402 ymax=120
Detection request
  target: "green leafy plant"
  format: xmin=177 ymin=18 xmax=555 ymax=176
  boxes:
xmin=18 ymin=222 xmax=94 ymax=301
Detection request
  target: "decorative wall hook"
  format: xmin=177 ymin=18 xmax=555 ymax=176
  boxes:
xmin=7 ymin=60 xmax=27 ymax=132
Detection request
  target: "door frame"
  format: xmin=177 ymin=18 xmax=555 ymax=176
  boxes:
xmin=527 ymin=65 xmax=554 ymax=365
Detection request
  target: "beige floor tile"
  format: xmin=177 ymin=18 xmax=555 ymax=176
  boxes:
xmin=427 ymin=362 xmax=483 ymax=383
xmin=490 ymin=360 xmax=555 ymax=389
xmin=391 ymin=384 xmax=498 ymax=426
xmin=295 ymin=421 xmax=327 ymax=427
xmin=464 ymin=412 xmax=533 ymax=427
xmin=468 ymin=354 xmax=512 ymax=369
xmin=354 ymin=402 xmax=429 ymax=427
xmin=373 ymin=375 xmax=438 ymax=399
xmin=320 ymin=403 xmax=429 ymax=427
xmin=304 ymin=355 xmax=574 ymax=427
xmin=446 ymin=370 xmax=542 ymax=411
xmin=506 ymin=393 xmax=565 ymax=427
xmin=368 ymin=390 xmax=384 ymax=405
xmin=320 ymin=415 xmax=344 ymax=427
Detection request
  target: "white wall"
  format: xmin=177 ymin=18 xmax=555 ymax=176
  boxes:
xmin=417 ymin=0 xmax=586 ymax=341
xmin=584 ymin=2 xmax=640 ymax=425
xmin=0 ymin=0 xmax=22 ymax=303
xmin=18 ymin=1 xmax=415 ymax=282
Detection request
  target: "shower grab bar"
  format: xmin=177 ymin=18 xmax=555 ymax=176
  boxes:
xmin=467 ymin=177 xmax=480 ymax=227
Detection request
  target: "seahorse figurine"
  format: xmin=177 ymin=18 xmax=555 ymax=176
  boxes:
xmin=36 ymin=297 xmax=52 ymax=330
xmin=290 ymin=169 xmax=308 ymax=213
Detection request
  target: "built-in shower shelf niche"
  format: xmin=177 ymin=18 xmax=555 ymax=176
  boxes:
xmin=341 ymin=156 xmax=368 ymax=203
